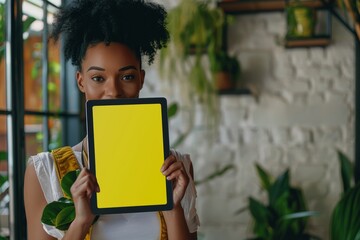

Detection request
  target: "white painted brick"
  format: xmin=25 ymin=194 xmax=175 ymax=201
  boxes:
xmin=341 ymin=62 xmax=356 ymax=79
xmin=261 ymin=145 xmax=283 ymax=164
xmin=319 ymin=66 xmax=341 ymax=79
xmin=313 ymin=127 xmax=343 ymax=145
xmin=307 ymin=93 xmax=325 ymax=105
xmin=253 ymin=99 xmax=348 ymax=127
xmin=222 ymin=107 xmax=248 ymax=127
xmin=284 ymin=79 xmax=310 ymax=92
xmin=327 ymin=46 xmax=354 ymax=65
xmin=264 ymin=13 xmax=286 ymax=35
xmin=332 ymin=77 xmax=352 ymax=92
xmin=239 ymin=128 xmax=270 ymax=145
xmin=197 ymin=195 xmax=246 ymax=225
xmin=273 ymin=52 xmax=295 ymax=79
xmin=198 ymin=224 xmax=249 ymax=240
xmin=289 ymin=127 xmax=312 ymax=144
xmin=150 ymin=4 xmax=355 ymax=239
xmin=219 ymin=126 xmax=238 ymax=145
xmin=289 ymin=48 xmax=311 ymax=66
xmin=238 ymin=51 xmax=272 ymax=82
xmin=309 ymin=47 xmax=327 ymax=64
xmin=268 ymin=127 xmax=291 ymax=144
xmin=219 ymin=96 xmax=242 ymax=109
xmin=311 ymin=77 xmax=331 ymax=92
xmin=297 ymin=65 xmax=321 ymax=79
xmin=292 ymin=164 xmax=327 ymax=183
xmin=292 ymin=93 xmax=308 ymax=105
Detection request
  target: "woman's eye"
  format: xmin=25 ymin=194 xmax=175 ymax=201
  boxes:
xmin=122 ymin=75 xmax=135 ymax=81
xmin=92 ymin=76 xmax=104 ymax=82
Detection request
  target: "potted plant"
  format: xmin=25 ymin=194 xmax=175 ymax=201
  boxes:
xmin=209 ymin=50 xmax=241 ymax=90
xmin=286 ymin=2 xmax=316 ymax=38
xmin=238 ymin=163 xmax=320 ymax=240
xmin=330 ymin=150 xmax=360 ymax=239
xmin=158 ymin=0 xmax=235 ymax=119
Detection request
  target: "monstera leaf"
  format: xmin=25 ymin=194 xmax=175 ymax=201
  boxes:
xmin=41 ymin=170 xmax=79 ymax=231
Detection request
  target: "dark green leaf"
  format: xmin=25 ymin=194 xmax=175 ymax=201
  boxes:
xmin=41 ymin=201 xmax=74 ymax=226
xmin=61 ymin=170 xmax=80 ymax=199
xmin=167 ymin=102 xmax=178 ymax=119
xmin=269 ymin=169 xmax=290 ymax=207
xmin=255 ymin=163 xmax=272 ymax=191
xmin=55 ymin=206 xmax=75 ymax=231
xmin=337 ymin=150 xmax=353 ymax=194
xmin=0 ymin=175 xmax=7 ymax=188
xmin=195 ymin=164 xmax=235 ymax=185
xmin=23 ymin=17 xmax=36 ymax=33
xmin=0 ymin=151 xmax=7 ymax=161
xmin=249 ymin=197 xmax=268 ymax=223
xmin=249 ymin=197 xmax=270 ymax=238
xmin=331 ymin=184 xmax=360 ymax=240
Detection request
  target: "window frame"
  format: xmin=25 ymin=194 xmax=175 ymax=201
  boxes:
xmin=2 ymin=0 xmax=82 ymax=238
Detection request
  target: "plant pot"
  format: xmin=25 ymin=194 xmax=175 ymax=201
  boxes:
xmin=287 ymin=6 xmax=315 ymax=37
xmin=215 ymin=72 xmax=234 ymax=90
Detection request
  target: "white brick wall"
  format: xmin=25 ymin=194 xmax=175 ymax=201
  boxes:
xmin=145 ymin=4 xmax=355 ymax=239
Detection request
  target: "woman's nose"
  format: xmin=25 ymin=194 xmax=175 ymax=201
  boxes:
xmin=105 ymin=79 xmax=123 ymax=99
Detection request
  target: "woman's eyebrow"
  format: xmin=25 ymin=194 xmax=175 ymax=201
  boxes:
xmin=86 ymin=65 xmax=137 ymax=72
xmin=87 ymin=66 xmax=105 ymax=72
xmin=119 ymin=65 xmax=137 ymax=71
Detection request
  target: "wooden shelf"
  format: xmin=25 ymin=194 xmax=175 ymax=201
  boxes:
xmin=217 ymin=88 xmax=252 ymax=95
xmin=218 ymin=0 xmax=327 ymax=14
xmin=285 ymin=36 xmax=331 ymax=47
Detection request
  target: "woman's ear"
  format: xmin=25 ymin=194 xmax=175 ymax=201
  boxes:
xmin=76 ymin=71 xmax=85 ymax=93
xmin=140 ymin=69 xmax=145 ymax=90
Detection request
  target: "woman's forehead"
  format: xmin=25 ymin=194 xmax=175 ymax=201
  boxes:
xmin=82 ymin=42 xmax=140 ymax=69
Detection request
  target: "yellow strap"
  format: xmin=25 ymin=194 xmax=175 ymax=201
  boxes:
xmin=51 ymin=146 xmax=92 ymax=240
xmin=158 ymin=211 xmax=168 ymax=240
xmin=51 ymin=146 xmax=80 ymax=182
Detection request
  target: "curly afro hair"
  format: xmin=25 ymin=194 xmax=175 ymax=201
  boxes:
xmin=50 ymin=0 xmax=169 ymax=69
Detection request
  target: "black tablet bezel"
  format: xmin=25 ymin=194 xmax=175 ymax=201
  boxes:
xmin=86 ymin=97 xmax=173 ymax=215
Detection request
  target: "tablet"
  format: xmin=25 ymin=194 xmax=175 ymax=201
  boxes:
xmin=86 ymin=97 xmax=173 ymax=215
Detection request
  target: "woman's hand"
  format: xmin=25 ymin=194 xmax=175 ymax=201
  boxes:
xmin=70 ymin=168 xmax=100 ymax=227
xmin=161 ymin=154 xmax=189 ymax=208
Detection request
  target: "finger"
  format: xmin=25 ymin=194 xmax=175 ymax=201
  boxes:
xmin=77 ymin=168 xmax=100 ymax=192
xmin=166 ymin=168 xmax=189 ymax=184
xmin=160 ymin=155 xmax=177 ymax=172
xmin=162 ymin=159 xmax=186 ymax=176
xmin=71 ymin=173 xmax=99 ymax=198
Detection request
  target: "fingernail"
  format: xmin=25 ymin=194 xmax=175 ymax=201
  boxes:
xmin=160 ymin=166 xmax=164 ymax=172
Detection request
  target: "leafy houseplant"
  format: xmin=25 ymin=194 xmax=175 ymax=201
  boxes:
xmin=209 ymin=51 xmax=241 ymax=90
xmin=158 ymin=0 xmax=234 ymax=120
xmin=242 ymin=164 xmax=320 ymax=240
xmin=0 ymin=151 xmax=8 ymax=240
xmin=286 ymin=2 xmax=316 ymax=38
xmin=330 ymin=150 xmax=360 ymax=240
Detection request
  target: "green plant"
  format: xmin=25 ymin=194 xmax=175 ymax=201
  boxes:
xmin=330 ymin=150 xmax=360 ymax=240
xmin=0 ymin=2 xmax=36 ymax=60
xmin=41 ymin=170 xmax=79 ymax=230
xmin=286 ymin=3 xmax=316 ymax=38
xmin=241 ymin=163 xmax=320 ymax=240
xmin=158 ymin=0 xmax=231 ymax=121
xmin=0 ymin=151 xmax=8 ymax=240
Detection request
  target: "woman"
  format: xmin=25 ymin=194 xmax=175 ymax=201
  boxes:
xmin=24 ymin=0 xmax=199 ymax=239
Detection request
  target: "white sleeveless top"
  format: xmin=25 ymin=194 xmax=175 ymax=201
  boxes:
xmin=30 ymin=149 xmax=199 ymax=239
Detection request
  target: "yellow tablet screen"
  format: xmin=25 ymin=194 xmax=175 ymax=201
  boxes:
xmin=90 ymin=102 xmax=169 ymax=210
